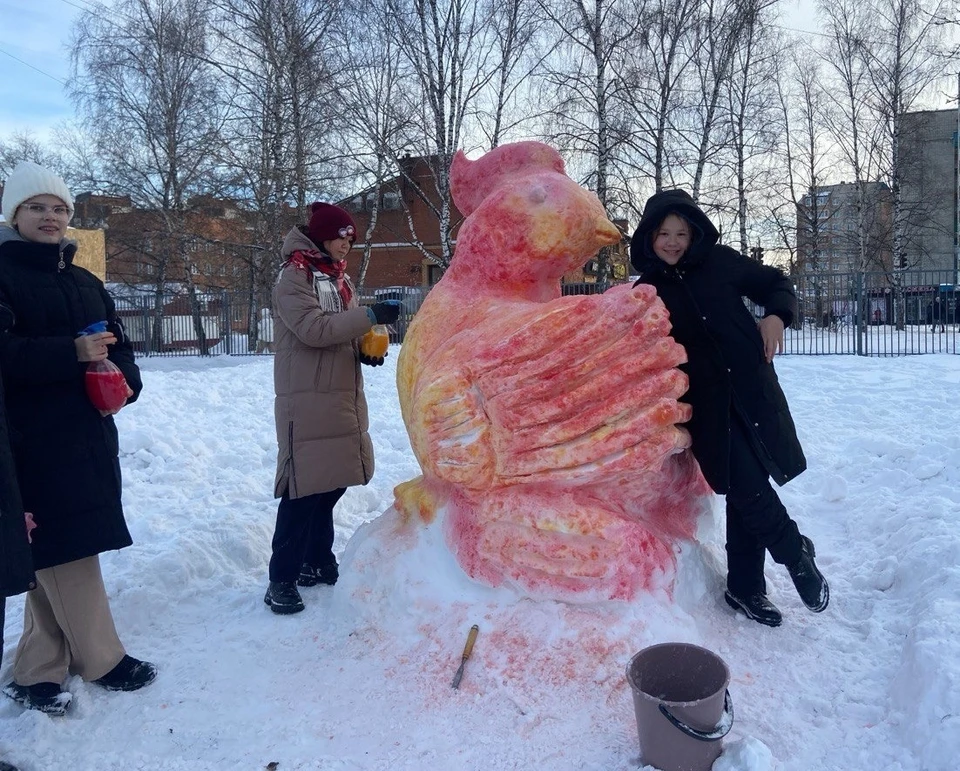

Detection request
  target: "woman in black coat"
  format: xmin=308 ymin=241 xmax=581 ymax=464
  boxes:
xmin=631 ymin=189 xmax=828 ymax=627
xmin=0 ymin=162 xmax=157 ymax=715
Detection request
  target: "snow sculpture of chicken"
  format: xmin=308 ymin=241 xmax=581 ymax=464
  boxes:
xmin=394 ymin=141 xmax=709 ymax=602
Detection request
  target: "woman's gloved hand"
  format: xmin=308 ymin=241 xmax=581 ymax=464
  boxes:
xmin=360 ymin=352 xmax=386 ymax=367
xmin=369 ymin=300 xmax=402 ymax=325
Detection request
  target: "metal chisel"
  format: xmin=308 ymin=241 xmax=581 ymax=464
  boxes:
xmin=451 ymin=624 xmax=479 ymax=689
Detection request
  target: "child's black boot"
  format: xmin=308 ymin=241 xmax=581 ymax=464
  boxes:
xmin=264 ymin=581 xmax=305 ymax=614
xmin=3 ymin=681 xmax=73 ymax=715
xmin=787 ymin=536 xmax=829 ymax=612
xmin=724 ymin=590 xmax=783 ymax=627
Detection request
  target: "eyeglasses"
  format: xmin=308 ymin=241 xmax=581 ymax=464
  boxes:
xmin=21 ymin=203 xmax=71 ymax=218
xmin=338 ymin=225 xmax=356 ymax=239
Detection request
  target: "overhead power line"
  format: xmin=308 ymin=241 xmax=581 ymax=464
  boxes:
xmin=0 ymin=44 xmax=68 ymax=86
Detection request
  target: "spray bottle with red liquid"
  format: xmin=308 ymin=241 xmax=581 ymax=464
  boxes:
xmin=77 ymin=321 xmax=131 ymax=413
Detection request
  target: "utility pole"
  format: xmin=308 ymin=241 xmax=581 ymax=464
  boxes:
xmin=955 ymin=72 xmax=959 ymax=286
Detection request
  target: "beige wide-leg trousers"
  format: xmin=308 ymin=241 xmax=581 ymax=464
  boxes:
xmin=12 ymin=556 xmax=126 ymax=685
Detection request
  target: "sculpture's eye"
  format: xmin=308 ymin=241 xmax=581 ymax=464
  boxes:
xmin=528 ymin=186 xmax=548 ymax=205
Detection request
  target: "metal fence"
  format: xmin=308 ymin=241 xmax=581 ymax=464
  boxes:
xmin=777 ymin=269 xmax=960 ymax=356
xmin=113 ymin=285 xmax=431 ymax=356
xmin=114 ymin=273 xmax=960 ymax=358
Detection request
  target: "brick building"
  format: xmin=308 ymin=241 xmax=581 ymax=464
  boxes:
xmin=795 ymin=110 xmax=959 ymax=281
xmin=73 ymin=192 xmax=267 ymax=290
xmin=63 ymin=152 xmax=628 ymax=293
xmin=340 ymin=155 xmax=452 ymax=288
xmin=339 ymin=154 xmax=629 ymax=291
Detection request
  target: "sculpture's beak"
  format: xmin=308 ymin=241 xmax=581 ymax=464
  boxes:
xmin=596 ymin=217 xmax=622 ymax=247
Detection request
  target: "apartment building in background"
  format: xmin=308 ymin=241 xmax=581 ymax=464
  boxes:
xmin=796 ymin=181 xmax=893 ymax=273
xmin=899 ymin=109 xmax=959 ymax=276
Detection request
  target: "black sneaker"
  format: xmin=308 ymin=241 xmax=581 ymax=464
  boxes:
xmin=2 ymin=681 xmax=72 ymax=716
xmin=787 ymin=536 xmax=830 ymax=612
xmin=297 ymin=563 xmax=339 ymax=587
xmin=94 ymin=655 xmax=158 ymax=692
xmin=724 ymin=590 xmax=783 ymax=627
xmin=263 ymin=581 xmax=305 ymax=614
xmin=297 ymin=565 xmax=320 ymax=587
xmin=317 ymin=563 xmax=339 ymax=586
xmin=0 ymin=760 xmax=20 ymax=771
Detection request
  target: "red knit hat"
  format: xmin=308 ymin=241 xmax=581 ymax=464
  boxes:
xmin=307 ymin=202 xmax=357 ymax=247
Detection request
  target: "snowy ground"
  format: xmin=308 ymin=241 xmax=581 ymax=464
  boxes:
xmin=0 ymin=350 xmax=958 ymax=771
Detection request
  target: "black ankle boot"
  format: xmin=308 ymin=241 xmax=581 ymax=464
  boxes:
xmin=264 ymin=581 xmax=305 ymax=614
xmin=787 ymin=536 xmax=829 ymax=612
xmin=298 ymin=562 xmax=339 ymax=587
xmin=296 ymin=565 xmax=319 ymax=587
xmin=2 ymin=681 xmax=72 ymax=715
xmin=94 ymin=655 xmax=158 ymax=692
xmin=317 ymin=562 xmax=339 ymax=586
xmin=724 ymin=590 xmax=783 ymax=627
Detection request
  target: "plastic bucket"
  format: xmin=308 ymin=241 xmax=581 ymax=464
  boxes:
xmin=626 ymin=643 xmax=733 ymax=771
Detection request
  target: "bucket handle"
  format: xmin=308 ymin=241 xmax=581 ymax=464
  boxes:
xmin=657 ymin=689 xmax=734 ymax=742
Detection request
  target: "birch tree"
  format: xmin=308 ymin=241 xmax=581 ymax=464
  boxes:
xmin=622 ymin=0 xmax=699 ymax=193
xmin=336 ymin=11 xmax=419 ymax=290
xmin=482 ymin=0 xmax=548 ymax=148
xmin=0 ymin=132 xmax=62 ymax=181
xmin=208 ymin=0 xmax=341 ymax=347
xmin=772 ymin=53 xmax=837 ymax=325
xmin=684 ymin=0 xmax=740 ymax=202
xmin=383 ymin=0 xmax=497 ymax=270
xmin=818 ymin=0 xmax=886 ymax=274
xmin=538 ymin=0 xmax=647 ymax=284
xmin=71 ymin=0 xmax=224 ymax=352
xmin=723 ymin=0 xmax=780 ymax=257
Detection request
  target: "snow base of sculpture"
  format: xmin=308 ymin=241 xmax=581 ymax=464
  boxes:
xmin=334 ymin=496 xmax=725 ymax=681
xmin=330 ymin=499 xmax=774 ymax=770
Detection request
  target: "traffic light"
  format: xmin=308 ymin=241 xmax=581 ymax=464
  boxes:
xmin=750 ymin=246 xmax=764 ymax=262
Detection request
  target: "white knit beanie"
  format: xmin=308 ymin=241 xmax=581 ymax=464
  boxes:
xmin=1 ymin=161 xmax=74 ymax=224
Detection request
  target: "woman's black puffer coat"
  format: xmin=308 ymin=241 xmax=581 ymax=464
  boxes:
xmin=0 ymin=227 xmax=142 ymax=570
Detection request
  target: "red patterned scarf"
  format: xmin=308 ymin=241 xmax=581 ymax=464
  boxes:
xmin=285 ymin=249 xmax=353 ymax=308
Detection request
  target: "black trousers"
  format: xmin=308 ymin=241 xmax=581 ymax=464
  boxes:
xmin=725 ymin=414 xmax=803 ymax=596
xmin=268 ymin=488 xmax=345 ymax=583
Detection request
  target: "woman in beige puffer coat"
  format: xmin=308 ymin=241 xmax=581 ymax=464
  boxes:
xmin=264 ymin=202 xmax=400 ymax=615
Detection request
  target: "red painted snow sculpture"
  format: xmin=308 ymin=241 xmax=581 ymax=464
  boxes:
xmin=394 ymin=142 xmax=710 ymax=602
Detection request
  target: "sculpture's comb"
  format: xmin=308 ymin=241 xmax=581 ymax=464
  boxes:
xmin=450 ymin=142 xmax=566 ymax=217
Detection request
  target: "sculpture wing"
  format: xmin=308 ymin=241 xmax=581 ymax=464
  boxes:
xmin=407 ymin=284 xmax=692 ymax=489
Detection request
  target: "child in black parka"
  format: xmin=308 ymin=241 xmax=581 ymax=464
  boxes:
xmin=632 ymin=190 xmax=829 ymax=627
